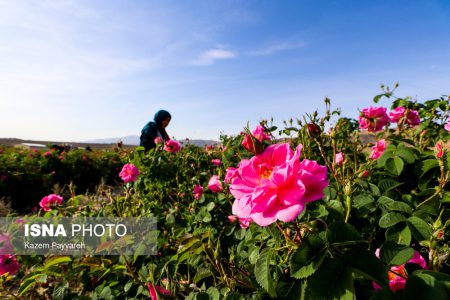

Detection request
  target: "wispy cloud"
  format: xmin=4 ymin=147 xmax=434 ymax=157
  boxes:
xmin=249 ymin=41 xmax=306 ymax=56
xmin=191 ymin=49 xmax=237 ymax=66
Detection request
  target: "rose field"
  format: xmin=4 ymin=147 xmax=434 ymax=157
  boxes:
xmin=1 ymin=88 xmax=450 ymax=299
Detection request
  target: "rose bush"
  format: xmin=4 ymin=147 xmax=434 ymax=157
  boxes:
xmin=1 ymin=86 xmax=449 ymax=299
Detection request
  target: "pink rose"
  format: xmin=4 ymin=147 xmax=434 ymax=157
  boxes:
xmin=238 ymin=217 xmax=252 ymax=229
xmin=211 ymin=159 xmax=222 ymax=166
xmin=147 ymin=283 xmax=172 ymax=300
xmin=335 ymin=152 xmax=344 ymax=165
xmin=252 ymin=125 xmax=271 ymax=142
xmin=208 ymin=175 xmax=223 ymax=193
xmin=119 ymin=163 xmax=139 ymax=183
xmin=359 ymin=106 xmax=390 ymax=132
xmin=0 ymin=234 xmax=13 ymax=255
xmin=389 ymin=106 xmax=420 ymax=126
xmin=154 ymin=137 xmax=163 ymax=144
xmin=373 ymin=248 xmax=427 ymax=292
xmin=0 ymin=254 xmax=20 ymax=276
xmin=44 ymin=151 xmax=51 ymax=157
xmin=39 ymin=194 xmax=63 ymax=212
xmin=230 ymin=143 xmax=328 ymax=226
xmin=369 ymin=139 xmax=386 ymax=159
xmin=445 ymin=117 xmax=450 ymax=132
xmin=225 ymin=167 xmax=239 ymax=183
xmin=164 ymin=140 xmax=181 ymax=153
xmin=193 ymin=185 xmax=204 ymax=200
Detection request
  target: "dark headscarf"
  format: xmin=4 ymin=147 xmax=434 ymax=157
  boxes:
xmin=154 ymin=110 xmax=171 ymax=140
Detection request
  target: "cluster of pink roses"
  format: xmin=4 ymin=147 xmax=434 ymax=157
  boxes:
xmin=119 ymin=163 xmax=140 ymax=183
xmin=359 ymin=106 xmax=420 ymax=132
xmin=229 ymin=143 xmax=328 ymax=226
xmin=0 ymin=234 xmax=19 ymax=276
xmin=39 ymin=194 xmax=63 ymax=211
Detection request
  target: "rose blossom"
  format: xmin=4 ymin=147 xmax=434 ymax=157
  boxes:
xmin=359 ymin=106 xmax=390 ymax=132
xmin=193 ymin=185 xmax=204 ymax=200
xmin=208 ymin=175 xmax=223 ymax=193
xmin=369 ymin=139 xmax=386 ymax=159
xmin=119 ymin=163 xmax=139 ymax=183
xmin=230 ymin=143 xmax=328 ymax=226
xmin=225 ymin=167 xmax=239 ymax=183
xmin=147 ymin=283 xmax=172 ymax=300
xmin=373 ymin=248 xmax=427 ymax=292
xmin=211 ymin=159 xmax=222 ymax=166
xmin=39 ymin=194 xmax=63 ymax=211
xmin=164 ymin=140 xmax=181 ymax=153
xmin=154 ymin=137 xmax=163 ymax=144
xmin=444 ymin=117 xmax=450 ymax=132
xmin=389 ymin=106 xmax=420 ymax=126
xmin=252 ymin=125 xmax=271 ymax=142
xmin=335 ymin=152 xmax=344 ymax=165
xmin=227 ymin=215 xmax=252 ymax=229
xmin=0 ymin=254 xmax=20 ymax=276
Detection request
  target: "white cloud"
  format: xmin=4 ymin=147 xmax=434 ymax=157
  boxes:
xmin=191 ymin=49 xmax=237 ymax=65
xmin=249 ymin=41 xmax=306 ymax=56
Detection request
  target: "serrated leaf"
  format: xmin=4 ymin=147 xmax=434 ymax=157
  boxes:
xmin=378 ymin=179 xmax=403 ymax=194
xmin=327 ymin=222 xmax=366 ymax=246
xmin=415 ymin=159 xmax=439 ymax=178
xmin=342 ymin=248 xmax=389 ymax=287
xmin=407 ymin=216 xmax=432 ymax=241
xmin=254 ymin=248 xmax=276 ymax=298
xmin=386 ymin=157 xmax=404 ymax=176
xmin=384 ymin=201 xmax=412 ymax=214
xmin=380 ymin=241 xmax=414 ymax=266
xmin=396 ymin=146 xmax=416 ymax=164
xmin=379 ymin=212 xmax=406 ymax=228
xmin=305 ymin=258 xmax=355 ymax=300
xmin=385 ymin=222 xmax=412 ymax=245
xmin=404 ymin=274 xmax=449 ymax=300
xmin=290 ymin=235 xmax=327 ymax=279
xmin=193 ymin=268 xmax=214 ymax=284
xmin=353 ymin=194 xmax=375 ymax=209
xmin=206 ymin=287 xmax=220 ymax=300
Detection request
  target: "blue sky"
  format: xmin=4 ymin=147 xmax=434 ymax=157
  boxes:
xmin=1 ymin=0 xmax=449 ymax=142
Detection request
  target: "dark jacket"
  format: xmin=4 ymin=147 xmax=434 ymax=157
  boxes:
xmin=140 ymin=110 xmax=171 ymax=152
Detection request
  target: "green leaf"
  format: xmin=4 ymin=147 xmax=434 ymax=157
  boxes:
xmin=407 ymin=216 xmax=432 ymax=241
xmin=385 ymin=222 xmax=412 ymax=245
xmin=44 ymin=256 xmax=72 ymax=270
xmin=342 ymin=248 xmax=389 ymax=287
xmin=380 ymin=241 xmax=414 ymax=266
xmin=305 ymin=258 xmax=355 ymax=300
xmin=404 ymin=274 xmax=449 ymax=300
xmin=413 ymin=270 xmax=450 ymax=291
xmin=379 ymin=212 xmax=406 ymax=228
xmin=254 ymin=248 xmax=276 ymax=298
xmin=378 ymin=179 xmax=403 ymax=194
xmin=290 ymin=235 xmax=327 ymax=279
xmin=442 ymin=192 xmax=450 ymax=203
xmin=384 ymin=201 xmax=412 ymax=215
xmin=353 ymin=194 xmax=375 ymax=209
xmin=327 ymin=222 xmax=366 ymax=246
xmin=206 ymin=287 xmax=220 ymax=300
xmin=396 ymin=146 xmax=416 ymax=164
xmin=415 ymin=159 xmax=439 ymax=178
xmin=193 ymin=268 xmax=214 ymax=284
xmin=385 ymin=157 xmax=404 ymax=176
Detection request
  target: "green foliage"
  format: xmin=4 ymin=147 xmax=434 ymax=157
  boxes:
xmin=2 ymin=87 xmax=450 ymax=299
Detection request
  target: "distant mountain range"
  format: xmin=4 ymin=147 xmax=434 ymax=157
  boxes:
xmin=84 ymin=135 xmax=219 ymax=147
